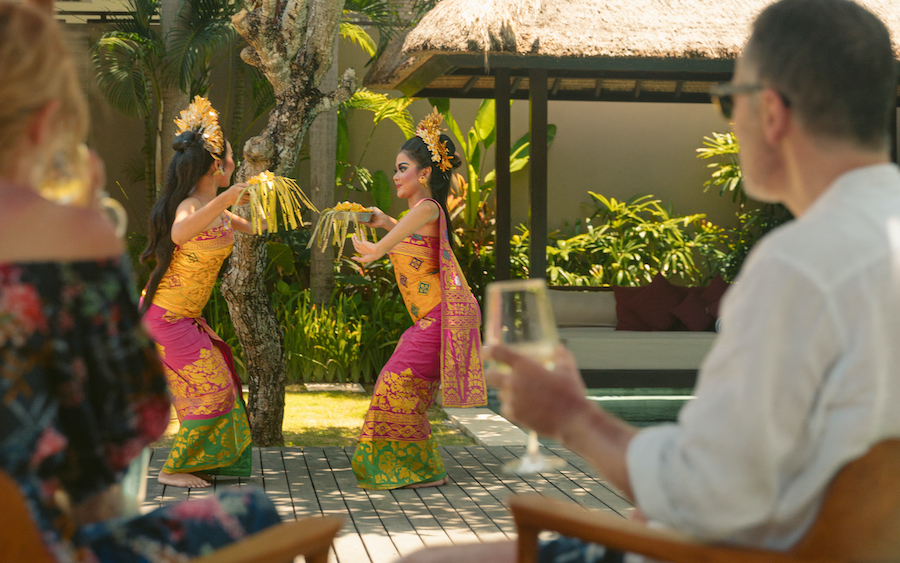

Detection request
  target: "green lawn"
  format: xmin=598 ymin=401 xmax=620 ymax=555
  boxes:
xmin=152 ymin=385 xmax=476 ymax=448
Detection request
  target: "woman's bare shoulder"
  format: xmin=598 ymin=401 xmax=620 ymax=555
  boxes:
xmin=0 ymin=196 xmax=122 ymax=263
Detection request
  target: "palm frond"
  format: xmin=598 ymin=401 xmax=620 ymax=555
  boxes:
xmin=339 ymin=21 xmax=376 ymax=57
xmin=113 ymin=0 xmax=161 ymax=40
xmin=92 ymin=33 xmax=159 ymax=117
xmin=343 ymin=89 xmax=415 ymax=138
xmin=162 ymin=0 xmax=241 ymax=92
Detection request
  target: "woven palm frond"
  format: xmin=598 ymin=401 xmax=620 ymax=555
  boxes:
xmin=308 ymin=201 xmax=375 ymax=255
xmin=238 ymin=171 xmax=318 ymax=235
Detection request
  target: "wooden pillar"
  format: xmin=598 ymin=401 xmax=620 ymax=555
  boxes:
xmin=528 ymin=68 xmax=548 ymax=279
xmin=494 ymin=68 xmax=512 ymax=281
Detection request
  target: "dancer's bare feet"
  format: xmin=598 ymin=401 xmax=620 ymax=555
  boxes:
xmin=401 ymin=476 xmax=449 ymax=489
xmin=158 ymin=471 xmax=211 ymax=488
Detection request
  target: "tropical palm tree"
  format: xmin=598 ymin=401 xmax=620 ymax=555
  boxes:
xmin=93 ymin=0 xmax=244 ymax=207
xmin=91 ymin=0 xmax=164 ymax=210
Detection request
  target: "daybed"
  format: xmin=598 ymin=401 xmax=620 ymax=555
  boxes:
xmin=549 ymin=275 xmax=727 ymax=388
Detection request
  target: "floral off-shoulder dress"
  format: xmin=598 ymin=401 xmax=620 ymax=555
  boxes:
xmin=0 ymin=259 xmax=279 ymax=562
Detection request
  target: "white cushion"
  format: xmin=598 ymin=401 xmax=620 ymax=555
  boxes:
xmin=548 ymin=289 xmax=617 ymax=327
xmin=559 ymin=327 xmax=717 ymax=370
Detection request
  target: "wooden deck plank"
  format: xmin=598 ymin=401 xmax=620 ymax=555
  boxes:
xmin=483 ymin=445 xmax=589 ymax=504
xmin=441 ymin=447 xmax=522 ymax=535
xmin=142 ymin=448 xmax=166 ymax=512
xmin=138 ymin=445 xmax=633 ymax=563
xmin=433 ymin=447 xmax=509 ymax=543
xmin=258 ymin=448 xmax=295 ymax=520
xmin=328 ymin=448 xmax=426 ymax=558
xmin=545 ymin=445 xmax=635 ymax=515
xmin=281 ymin=447 xmax=322 ymax=517
xmin=305 ymin=447 xmax=388 ymax=563
xmin=411 ymin=485 xmax=483 ymax=545
xmin=389 ymin=488 xmax=455 ymax=548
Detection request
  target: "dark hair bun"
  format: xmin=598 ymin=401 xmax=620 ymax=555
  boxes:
xmin=439 ymin=134 xmax=463 ymax=170
xmin=172 ymin=130 xmax=202 ymax=152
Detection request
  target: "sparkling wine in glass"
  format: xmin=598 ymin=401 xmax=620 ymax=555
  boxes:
xmin=39 ymin=144 xmax=128 ymax=237
xmin=484 ymin=278 xmax=567 ymax=475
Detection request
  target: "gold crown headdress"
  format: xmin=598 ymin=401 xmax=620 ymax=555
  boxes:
xmin=415 ymin=107 xmax=453 ymax=172
xmin=173 ymin=95 xmax=224 ymax=159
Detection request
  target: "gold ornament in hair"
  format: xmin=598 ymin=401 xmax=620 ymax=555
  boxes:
xmin=173 ymin=95 xmax=224 ymax=159
xmin=415 ymin=107 xmax=452 ymax=172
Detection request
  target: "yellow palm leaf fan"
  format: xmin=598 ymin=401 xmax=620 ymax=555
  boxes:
xmin=236 ymin=171 xmax=318 ymax=235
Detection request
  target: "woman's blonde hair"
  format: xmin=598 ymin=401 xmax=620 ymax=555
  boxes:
xmin=0 ymin=1 xmax=88 ymax=169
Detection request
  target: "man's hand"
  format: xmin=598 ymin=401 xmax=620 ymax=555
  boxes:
xmin=484 ymin=344 xmax=590 ymax=441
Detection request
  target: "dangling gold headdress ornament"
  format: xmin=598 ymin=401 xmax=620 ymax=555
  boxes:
xmin=415 ymin=107 xmax=453 ymax=172
xmin=173 ymin=95 xmax=224 ymax=160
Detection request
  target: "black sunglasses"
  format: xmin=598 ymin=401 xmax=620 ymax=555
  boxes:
xmin=709 ymin=83 xmax=791 ymax=120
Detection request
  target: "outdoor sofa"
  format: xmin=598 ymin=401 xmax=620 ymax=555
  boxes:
xmin=549 ymin=275 xmax=727 ymax=389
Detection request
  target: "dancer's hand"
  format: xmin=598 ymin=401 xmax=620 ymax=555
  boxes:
xmin=351 ymin=234 xmax=384 ymax=264
xmin=223 ymin=182 xmax=250 ymax=206
xmin=360 ymin=208 xmax=396 ymax=231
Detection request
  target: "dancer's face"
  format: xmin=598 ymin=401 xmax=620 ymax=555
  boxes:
xmin=216 ymin=142 xmax=236 ymax=188
xmin=393 ymin=151 xmax=429 ymax=200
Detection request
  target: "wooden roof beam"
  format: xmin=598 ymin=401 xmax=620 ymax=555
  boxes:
xmin=551 ymin=78 xmax=562 ymax=96
xmin=510 ymin=76 xmax=524 ymax=94
xmin=462 ymin=76 xmax=479 ymax=93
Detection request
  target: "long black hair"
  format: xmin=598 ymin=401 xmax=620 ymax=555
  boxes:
xmin=139 ymin=130 xmax=216 ymax=315
xmin=399 ymin=133 xmax=462 ymax=247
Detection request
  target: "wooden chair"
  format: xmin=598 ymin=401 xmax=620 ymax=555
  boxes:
xmin=189 ymin=516 xmax=343 ymax=563
xmin=510 ymin=439 xmax=900 ymax=563
xmin=1 ymin=467 xmax=341 ymax=563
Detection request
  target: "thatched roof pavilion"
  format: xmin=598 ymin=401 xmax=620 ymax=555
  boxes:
xmin=367 ymin=0 xmax=900 ymax=104
xmin=367 ymin=0 xmax=900 ymax=280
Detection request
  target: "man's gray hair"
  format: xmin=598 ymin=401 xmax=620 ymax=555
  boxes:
xmin=745 ymin=0 xmax=897 ymax=149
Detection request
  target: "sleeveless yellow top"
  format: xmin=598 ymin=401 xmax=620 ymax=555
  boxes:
xmin=152 ymin=219 xmax=234 ymax=318
xmin=389 ymin=233 xmax=441 ymax=322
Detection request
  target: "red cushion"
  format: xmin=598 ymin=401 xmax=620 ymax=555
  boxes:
xmin=672 ymin=287 xmax=715 ymax=331
xmin=614 ymin=274 xmax=686 ymax=331
xmin=613 ymin=285 xmax=647 ymax=330
xmin=700 ymin=274 xmax=730 ymax=319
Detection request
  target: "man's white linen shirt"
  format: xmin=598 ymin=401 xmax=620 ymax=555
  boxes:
xmin=627 ymin=164 xmax=900 ymax=550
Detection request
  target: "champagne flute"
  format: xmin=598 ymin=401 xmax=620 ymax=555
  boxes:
xmin=39 ymin=144 xmax=128 ymax=237
xmin=484 ymin=278 xmax=567 ymax=475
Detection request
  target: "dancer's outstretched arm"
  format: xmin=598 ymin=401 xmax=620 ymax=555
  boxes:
xmin=351 ymin=200 xmax=440 ymax=264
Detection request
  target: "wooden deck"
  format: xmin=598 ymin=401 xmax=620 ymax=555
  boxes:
xmin=142 ymin=445 xmax=634 ymax=563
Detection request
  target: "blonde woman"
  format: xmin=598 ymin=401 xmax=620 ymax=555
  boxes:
xmin=0 ymin=2 xmax=279 ymax=560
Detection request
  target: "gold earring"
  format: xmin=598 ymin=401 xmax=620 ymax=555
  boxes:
xmin=419 ymin=177 xmax=428 ymax=186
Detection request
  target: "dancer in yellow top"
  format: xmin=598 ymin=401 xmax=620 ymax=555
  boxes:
xmin=140 ymin=97 xmax=258 ymax=489
xmin=350 ymin=109 xmax=487 ymax=489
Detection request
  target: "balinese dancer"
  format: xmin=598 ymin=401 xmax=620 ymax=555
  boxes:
xmin=140 ymin=96 xmax=258 ymax=488
xmin=350 ymin=108 xmax=487 ymax=489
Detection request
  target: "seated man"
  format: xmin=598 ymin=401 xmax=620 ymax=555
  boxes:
xmin=398 ymin=0 xmax=900 ymax=561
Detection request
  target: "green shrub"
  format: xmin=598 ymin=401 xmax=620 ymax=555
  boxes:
xmin=510 ymin=194 xmax=730 ymax=286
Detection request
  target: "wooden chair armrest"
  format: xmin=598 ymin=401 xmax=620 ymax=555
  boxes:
xmin=508 ymin=495 xmax=833 ymax=563
xmin=189 ymin=516 xmax=343 ymax=563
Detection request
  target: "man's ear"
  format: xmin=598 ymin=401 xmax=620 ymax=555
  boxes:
xmin=26 ymin=99 xmax=61 ymax=149
xmin=760 ymin=89 xmax=791 ymax=145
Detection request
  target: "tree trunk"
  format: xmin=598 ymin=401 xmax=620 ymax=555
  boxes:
xmin=225 ymin=0 xmax=356 ymax=445
xmin=309 ymin=40 xmax=339 ymax=305
xmin=159 ymin=0 xmax=189 ymax=194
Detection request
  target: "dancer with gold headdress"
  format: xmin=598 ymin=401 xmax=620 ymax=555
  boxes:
xmin=350 ymin=109 xmax=487 ymax=489
xmin=140 ymin=96 xmax=259 ymax=488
